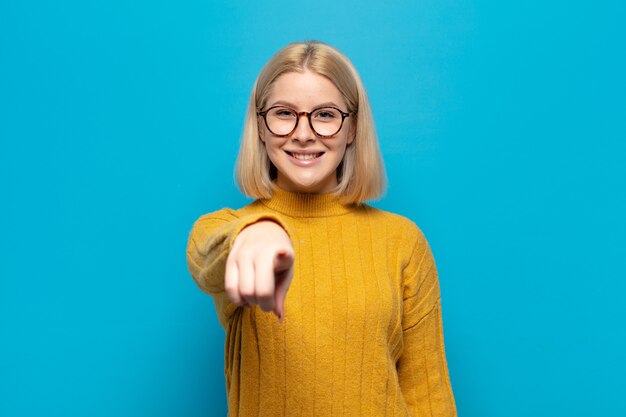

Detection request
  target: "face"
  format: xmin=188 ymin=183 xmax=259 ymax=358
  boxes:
xmin=259 ymin=70 xmax=354 ymax=194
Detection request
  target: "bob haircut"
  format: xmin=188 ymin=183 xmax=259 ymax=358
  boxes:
xmin=235 ymin=41 xmax=386 ymax=204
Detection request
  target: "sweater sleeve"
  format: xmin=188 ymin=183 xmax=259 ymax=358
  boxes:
xmin=396 ymin=224 xmax=457 ymax=417
xmin=185 ymin=208 xmax=292 ymax=328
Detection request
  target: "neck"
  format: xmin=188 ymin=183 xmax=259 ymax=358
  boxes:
xmin=259 ymin=186 xmax=354 ymax=218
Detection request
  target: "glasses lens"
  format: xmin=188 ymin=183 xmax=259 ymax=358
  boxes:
xmin=265 ymin=107 xmax=345 ymax=137
xmin=311 ymin=108 xmax=343 ymax=136
xmin=266 ymin=107 xmax=297 ymax=136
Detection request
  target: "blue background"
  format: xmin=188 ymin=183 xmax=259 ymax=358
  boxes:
xmin=1 ymin=1 xmax=625 ymax=416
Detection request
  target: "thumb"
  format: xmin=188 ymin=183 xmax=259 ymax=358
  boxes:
xmin=274 ymin=250 xmax=293 ymax=273
xmin=273 ymin=251 xmax=293 ymax=323
xmin=273 ymin=296 xmax=284 ymax=323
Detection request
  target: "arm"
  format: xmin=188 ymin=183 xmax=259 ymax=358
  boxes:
xmin=396 ymin=225 xmax=457 ymax=417
xmin=185 ymin=209 xmax=293 ymax=328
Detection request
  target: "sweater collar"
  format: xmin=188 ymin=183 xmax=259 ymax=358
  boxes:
xmin=258 ymin=186 xmax=354 ymax=218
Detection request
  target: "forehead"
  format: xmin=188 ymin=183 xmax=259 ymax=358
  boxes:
xmin=267 ymin=70 xmax=346 ymax=109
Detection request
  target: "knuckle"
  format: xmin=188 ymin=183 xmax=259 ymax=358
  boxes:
xmin=224 ymin=281 xmax=237 ymax=294
xmin=243 ymin=296 xmax=257 ymax=305
xmin=239 ymin=287 xmax=254 ymax=298
xmin=259 ymin=304 xmax=273 ymax=312
xmin=256 ymin=289 xmax=273 ymax=299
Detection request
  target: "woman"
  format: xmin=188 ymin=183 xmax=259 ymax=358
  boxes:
xmin=186 ymin=41 xmax=457 ymax=416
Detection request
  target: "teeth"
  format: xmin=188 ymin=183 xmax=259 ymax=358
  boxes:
xmin=292 ymin=153 xmax=320 ymax=161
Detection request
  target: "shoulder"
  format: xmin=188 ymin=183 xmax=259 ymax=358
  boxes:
xmin=358 ymin=205 xmax=427 ymax=240
xmin=191 ymin=200 xmax=261 ymax=228
xmin=188 ymin=203 xmax=255 ymax=237
xmin=191 ymin=207 xmax=239 ymax=230
xmin=188 ymin=200 xmax=294 ymax=242
xmin=356 ymin=205 xmax=433 ymax=268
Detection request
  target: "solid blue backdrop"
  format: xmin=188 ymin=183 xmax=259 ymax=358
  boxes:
xmin=1 ymin=1 xmax=624 ymax=416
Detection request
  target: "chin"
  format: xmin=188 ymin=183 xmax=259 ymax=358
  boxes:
xmin=283 ymin=175 xmax=334 ymax=193
xmin=290 ymin=180 xmax=322 ymax=192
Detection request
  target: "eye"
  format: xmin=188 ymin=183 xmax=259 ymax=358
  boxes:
xmin=313 ymin=108 xmax=339 ymax=121
xmin=271 ymin=107 xmax=296 ymax=119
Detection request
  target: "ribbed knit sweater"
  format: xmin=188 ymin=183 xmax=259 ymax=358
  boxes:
xmin=186 ymin=188 xmax=457 ymax=417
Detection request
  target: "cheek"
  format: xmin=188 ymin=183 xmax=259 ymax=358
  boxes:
xmin=259 ymin=126 xmax=277 ymax=150
xmin=262 ymin=136 xmax=287 ymax=160
xmin=332 ymin=135 xmax=352 ymax=158
xmin=326 ymin=144 xmax=349 ymax=169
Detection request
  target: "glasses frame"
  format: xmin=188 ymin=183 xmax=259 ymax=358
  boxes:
xmin=257 ymin=105 xmax=352 ymax=138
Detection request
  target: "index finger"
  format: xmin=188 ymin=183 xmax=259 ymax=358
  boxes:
xmin=254 ymin=253 xmax=275 ymax=313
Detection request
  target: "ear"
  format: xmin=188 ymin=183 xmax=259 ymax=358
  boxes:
xmin=347 ymin=119 xmax=356 ymax=145
xmin=258 ymin=119 xmax=266 ymax=143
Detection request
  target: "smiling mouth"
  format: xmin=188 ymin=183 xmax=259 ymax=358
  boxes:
xmin=285 ymin=151 xmax=325 ymax=161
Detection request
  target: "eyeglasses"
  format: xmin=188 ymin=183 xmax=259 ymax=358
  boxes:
xmin=257 ymin=106 xmax=352 ymax=138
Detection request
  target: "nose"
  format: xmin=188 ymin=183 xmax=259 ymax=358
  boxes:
xmin=291 ymin=113 xmax=316 ymax=143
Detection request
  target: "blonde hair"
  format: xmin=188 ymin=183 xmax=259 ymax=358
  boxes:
xmin=235 ymin=41 xmax=386 ymax=204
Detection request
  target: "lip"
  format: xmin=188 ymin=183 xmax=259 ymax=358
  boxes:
xmin=284 ymin=149 xmax=326 ymax=155
xmin=284 ymin=150 xmax=325 ymax=167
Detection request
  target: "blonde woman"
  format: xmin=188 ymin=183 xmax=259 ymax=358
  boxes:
xmin=186 ymin=41 xmax=457 ymax=416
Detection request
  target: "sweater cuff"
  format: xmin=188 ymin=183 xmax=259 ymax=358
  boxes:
xmin=227 ymin=212 xmax=294 ymax=251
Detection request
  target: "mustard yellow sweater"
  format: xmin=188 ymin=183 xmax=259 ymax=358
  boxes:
xmin=186 ymin=188 xmax=457 ymax=417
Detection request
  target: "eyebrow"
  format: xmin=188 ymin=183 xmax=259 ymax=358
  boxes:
xmin=268 ymin=100 xmax=343 ymax=110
